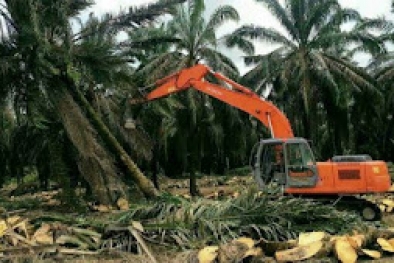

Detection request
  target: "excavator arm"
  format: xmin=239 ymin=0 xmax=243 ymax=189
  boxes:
xmin=132 ymin=64 xmax=294 ymax=139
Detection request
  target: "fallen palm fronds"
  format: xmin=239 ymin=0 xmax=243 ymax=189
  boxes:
xmin=116 ymin=189 xmax=360 ymax=248
xmin=0 ymin=213 xmax=155 ymax=261
xmin=2 ymin=188 xmax=394 ymax=262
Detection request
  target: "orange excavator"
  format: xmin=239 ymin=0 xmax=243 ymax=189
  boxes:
xmin=132 ymin=64 xmax=391 ymax=220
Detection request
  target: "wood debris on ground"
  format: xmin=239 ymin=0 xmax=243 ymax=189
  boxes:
xmin=1 ymin=211 xmax=394 ymax=262
xmin=0 ymin=212 xmax=154 ymax=261
xmin=182 ymin=228 xmax=394 ymax=263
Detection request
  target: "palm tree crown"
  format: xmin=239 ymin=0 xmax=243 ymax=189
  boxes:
xmin=232 ymin=0 xmax=384 ymax=153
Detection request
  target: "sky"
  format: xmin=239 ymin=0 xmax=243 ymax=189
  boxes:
xmin=84 ymin=0 xmax=394 ymax=72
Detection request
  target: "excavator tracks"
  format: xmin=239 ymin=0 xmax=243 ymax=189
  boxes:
xmin=287 ymin=194 xmax=383 ymax=221
xmin=333 ymin=195 xmax=382 ymax=221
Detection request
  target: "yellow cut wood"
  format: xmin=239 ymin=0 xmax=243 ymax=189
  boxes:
xmin=96 ymin=205 xmax=111 ymax=212
xmin=382 ymin=199 xmax=394 ymax=207
xmin=334 ymin=238 xmax=358 ymax=263
xmin=131 ymin=221 xmax=144 ymax=232
xmin=198 ymin=246 xmax=219 ymax=263
xmin=244 ymin=247 xmax=263 ymax=258
xmin=298 ymin=232 xmax=326 ymax=246
xmin=377 ymin=238 xmax=394 ymax=252
xmin=34 ymin=233 xmax=53 ymax=245
xmin=33 ymin=224 xmax=51 ymax=236
xmin=330 ymin=235 xmax=340 ymax=243
xmin=116 ymin=198 xmax=129 ymax=211
xmin=6 ymin=235 xmax=18 ymax=246
xmin=6 ymin=216 xmax=21 ymax=226
xmin=182 ymin=194 xmax=191 ymax=199
xmin=11 ymin=219 xmax=29 ymax=239
xmin=360 ymin=249 xmax=381 ymax=259
xmin=0 ymin=221 xmax=7 ymax=237
xmin=346 ymin=234 xmax=365 ymax=249
xmin=33 ymin=224 xmax=53 ymax=245
xmin=275 ymin=240 xmax=323 ymax=261
xmin=388 ymin=238 xmax=394 ymax=247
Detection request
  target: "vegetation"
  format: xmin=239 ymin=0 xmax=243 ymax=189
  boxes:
xmin=1 ymin=0 xmax=394 ymax=260
xmin=118 ymin=189 xmax=360 ymax=248
xmin=233 ymin=0 xmax=390 ymax=158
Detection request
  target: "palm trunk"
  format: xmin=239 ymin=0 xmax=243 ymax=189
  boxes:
xmin=189 ymin=128 xmax=201 ymax=197
xmin=57 ymin=91 xmax=127 ymax=205
xmin=189 ymin=148 xmax=201 ymax=196
xmin=301 ymin=48 xmax=313 ymax=141
xmin=189 ymin=170 xmax=199 ymax=196
xmin=151 ymin=144 xmax=160 ymax=190
xmin=63 ymin=74 xmax=159 ymax=198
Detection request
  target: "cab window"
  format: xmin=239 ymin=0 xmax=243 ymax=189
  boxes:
xmin=286 ymin=143 xmax=315 ymax=166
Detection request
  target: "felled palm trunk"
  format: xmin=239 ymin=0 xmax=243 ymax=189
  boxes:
xmin=57 ymin=91 xmax=127 ymax=205
xmin=63 ymin=75 xmax=159 ymax=199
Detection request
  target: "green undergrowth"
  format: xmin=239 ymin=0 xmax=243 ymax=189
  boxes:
xmin=0 ymin=196 xmax=41 ymax=211
xmin=116 ymin=188 xmax=362 ymax=249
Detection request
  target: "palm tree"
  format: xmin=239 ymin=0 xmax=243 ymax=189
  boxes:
xmin=135 ymin=0 xmax=249 ymax=195
xmin=233 ymin=0 xmax=383 ymax=155
xmin=0 ymin=0 xmax=186 ymax=204
xmin=139 ymin=0 xmax=241 ymax=80
xmin=0 ymin=101 xmax=13 ymax=187
xmin=0 ymin=0 xmax=127 ymax=205
xmin=370 ymin=52 xmax=394 ymax=160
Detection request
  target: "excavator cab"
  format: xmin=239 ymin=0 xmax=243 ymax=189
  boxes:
xmin=253 ymin=138 xmax=318 ymax=188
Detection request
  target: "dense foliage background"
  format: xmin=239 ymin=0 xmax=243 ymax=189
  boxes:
xmin=0 ymin=0 xmax=393 ymax=202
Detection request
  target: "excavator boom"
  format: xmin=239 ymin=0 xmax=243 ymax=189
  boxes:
xmin=135 ymin=64 xmax=294 ymax=139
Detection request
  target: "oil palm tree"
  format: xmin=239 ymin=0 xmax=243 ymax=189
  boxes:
xmin=0 ymin=0 xmax=128 ymax=204
xmin=0 ymin=0 xmax=185 ymax=204
xmin=234 ymin=0 xmax=383 ymax=152
xmin=138 ymin=0 xmax=243 ymax=80
xmin=134 ymin=0 xmax=252 ymax=195
xmin=369 ymin=51 xmax=394 ymax=160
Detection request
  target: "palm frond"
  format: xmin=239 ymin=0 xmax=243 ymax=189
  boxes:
xmin=304 ymin=0 xmax=339 ymax=40
xmin=137 ymin=51 xmax=185 ymax=83
xmin=74 ymin=0 xmax=186 ymax=41
xmin=189 ymin=0 xmax=205 ymax=27
xmin=242 ymin=50 xmax=286 ymax=94
xmin=205 ymin=5 xmax=239 ymax=31
xmin=311 ymin=8 xmax=361 ymax=43
xmin=322 ymin=53 xmax=378 ymax=92
xmin=222 ymin=33 xmax=254 ymax=55
xmin=256 ymin=0 xmax=299 ymax=41
xmin=309 ymin=51 xmax=339 ymax=103
xmin=68 ymin=0 xmax=94 ymax=16
xmin=116 ymin=0 xmax=186 ymax=27
xmin=231 ymin=25 xmax=296 ymax=48
xmin=117 ymin=189 xmax=360 ymax=247
xmin=199 ymin=47 xmax=239 ymax=79
xmin=356 ymin=18 xmax=394 ymax=32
